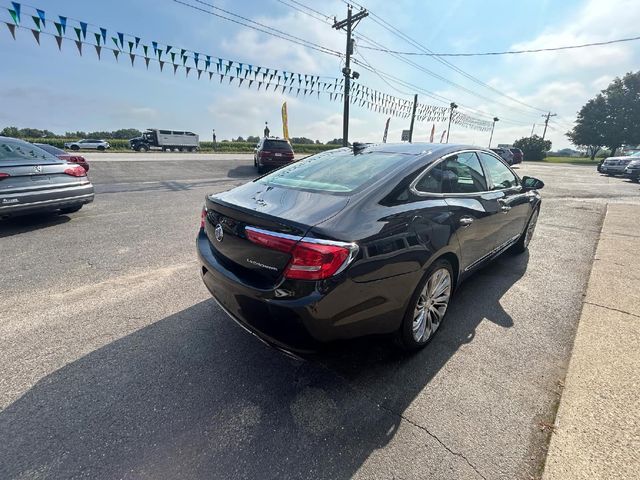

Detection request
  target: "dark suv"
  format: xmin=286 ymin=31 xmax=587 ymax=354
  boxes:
xmin=509 ymin=148 xmax=523 ymax=164
xmin=254 ymin=138 xmax=294 ymax=173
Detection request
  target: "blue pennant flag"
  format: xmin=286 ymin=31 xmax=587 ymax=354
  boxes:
xmin=79 ymin=21 xmax=88 ymax=39
xmin=36 ymin=8 xmax=45 ymax=27
xmin=135 ymin=37 xmax=140 ymax=48
xmin=100 ymin=28 xmax=107 ymax=44
xmin=194 ymin=52 xmax=199 ymax=67
xmin=10 ymin=2 xmax=21 ymax=23
xmin=117 ymin=32 xmax=124 ymax=48
xmin=59 ymin=16 xmax=67 ymax=34
xmin=205 ymin=55 xmax=211 ymax=70
xmin=152 ymin=41 xmax=158 ymax=55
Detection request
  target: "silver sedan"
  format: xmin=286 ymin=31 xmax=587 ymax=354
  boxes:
xmin=0 ymin=137 xmax=94 ymax=218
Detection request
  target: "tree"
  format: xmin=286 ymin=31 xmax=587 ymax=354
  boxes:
xmin=513 ymin=135 xmax=551 ymax=161
xmin=1 ymin=126 xmax=20 ymax=137
xmin=567 ymin=71 xmax=640 ymax=157
xmin=246 ymin=135 xmax=260 ymax=144
xmin=289 ymin=137 xmax=314 ymax=144
xmin=326 ymin=138 xmax=344 ymax=145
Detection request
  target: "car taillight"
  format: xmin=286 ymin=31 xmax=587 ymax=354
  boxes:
xmin=0 ymin=172 xmax=10 ymax=179
xmin=200 ymin=207 xmax=207 ymax=229
xmin=246 ymin=227 xmax=297 ymax=253
xmin=64 ymin=166 xmax=87 ymax=177
xmin=245 ymin=227 xmax=358 ymax=280
xmin=285 ymin=242 xmax=354 ymax=280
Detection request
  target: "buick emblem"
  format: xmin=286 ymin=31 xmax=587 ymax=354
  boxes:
xmin=214 ymin=224 xmax=224 ymax=242
xmin=33 ymin=165 xmax=42 ymax=173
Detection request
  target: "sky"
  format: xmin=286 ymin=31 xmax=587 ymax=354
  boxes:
xmin=0 ymin=0 xmax=639 ymax=149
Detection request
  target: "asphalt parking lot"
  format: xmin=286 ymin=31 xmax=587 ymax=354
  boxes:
xmin=1 ymin=154 xmax=639 ymax=479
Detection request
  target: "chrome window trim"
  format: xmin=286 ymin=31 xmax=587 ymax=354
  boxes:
xmin=410 ymin=149 xmax=490 ymax=198
xmin=244 ymin=226 xmax=359 ymax=275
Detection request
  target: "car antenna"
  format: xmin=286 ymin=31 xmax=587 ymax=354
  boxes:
xmin=352 ymin=142 xmax=370 ymax=155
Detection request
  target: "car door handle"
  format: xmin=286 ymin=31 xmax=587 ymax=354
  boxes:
xmin=498 ymin=199 xmax=511 ymax=213
xmin=459 ymin=216 xmax=474 ymax=227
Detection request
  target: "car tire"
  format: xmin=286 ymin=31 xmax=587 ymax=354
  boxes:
xmin=70 ymin=145 xmax=79 ymax=151
xmin=257 ymin=163 xmax=265 ymax=174
xmin=178 ymin=147 xmax=184 ymax=152
xmin=60 ymin=205 xmax=83 ymax=214
xmin=97 ymin=146 xmax=105 ymax=151
xmin=139 ymin=145 xmax=149 ymax=152
xmin=396 ymin=258 xmax=453 ymax=351
xmin=511 ymin=207 xmax=540 ymax=254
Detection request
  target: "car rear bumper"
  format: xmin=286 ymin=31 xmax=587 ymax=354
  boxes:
xmin=624 ymin=169 xmax=640 ymax=178
xmin=0 ymin=183 xmax=94 ymax=217
xmin=196 ymin=229 xmax=408 ymax=352
xmin=259 ymin=156 xmax=294 ymax=167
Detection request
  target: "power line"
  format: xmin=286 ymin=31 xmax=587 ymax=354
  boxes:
xmin=276 ymin=0 xmax=538 ymax=124
xmin=359 ymin=35 xmax=640 ymax=56
xmin=340 ymin=0 xmax=548 ymax=114
xmin=276 ymin=0 xmax=333 ymax=23
xmin=172 ymin=0 xmax=343 ymax=58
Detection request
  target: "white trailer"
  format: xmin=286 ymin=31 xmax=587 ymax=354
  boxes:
xmin=129 ymin=129 xmax=200 ymax=152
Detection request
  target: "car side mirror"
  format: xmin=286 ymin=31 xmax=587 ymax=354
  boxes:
xmin=522 ymin=176 xmax=544 ymax=190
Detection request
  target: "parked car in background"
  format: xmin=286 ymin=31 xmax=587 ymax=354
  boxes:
xmin=509 ymin=148 xmax=523 ymax=164
xmin=0 ymin=137 xmax=94 ymax=218
xmin=490 ymin=147 xmax=515 ymax=165
xmin=198 ymin=143 xmax=543 ymax=353
xmin=624 ymin=157 xmax=640 ymax=182
xmin=63 ymin=139 xmax=110 ymax=151
xmin=597 ymin=158 xmax=605 ymax=173
xmin=254 ymin=137 xmax=295 ymax=174
xmin=34 ymin=143 xmax=89 ymax=172
xmin=600 ymin=152 xmax=640 ymax=175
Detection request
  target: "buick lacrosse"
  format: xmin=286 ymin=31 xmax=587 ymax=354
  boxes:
xmin=197 ymin=143 xmax=543 ymax=352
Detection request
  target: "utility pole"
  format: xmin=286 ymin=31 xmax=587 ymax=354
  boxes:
xmin=446 ymin=102 xmax=458 ymax=143
xmin=333 ymin=5 xmax=368 ymax=147
xmin=488 ymin=117 xmax=499 ymax=148
xmin=408 ymin=94 xmax=418 ymax=143
xmin=530 ymin=123 xmax=535 ymax=137
xmin=541 ymin=112 xmax=557 ymax=141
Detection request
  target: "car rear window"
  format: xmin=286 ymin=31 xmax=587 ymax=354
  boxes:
xmin=258 ymin=148 xmax=415 ymax=193
xmin=35 ymin=143 xmax=65 ymax=155
xmin=263 ymin=140 xmax=293 ymax=152
xmin=0 ymin=139 xmax=59 ymax=162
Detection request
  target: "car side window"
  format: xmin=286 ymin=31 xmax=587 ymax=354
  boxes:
xmin=414 ymin=152 xmax=488 ymax=194
xmin=478 ymin=152 xmax=519 ymax=190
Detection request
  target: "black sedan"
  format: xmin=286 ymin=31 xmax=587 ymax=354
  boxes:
xmin=197 ymin=143 xmax=543 ymax=352
xmin=0 ymin=137 xmax=94 ymax=218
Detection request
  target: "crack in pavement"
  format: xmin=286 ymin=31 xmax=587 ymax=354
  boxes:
xmin=583 ymin=301 xmax=640 ymax=319
xmin=376 ymin=402 xmax=488 ymax=480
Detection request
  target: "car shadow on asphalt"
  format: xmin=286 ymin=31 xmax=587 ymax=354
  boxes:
xmin=227 ymin=165 xmax=259 ymax=178
xmin=0 ymin=213 xmax=71 ymax=239
xmin=0 ymin=252 xmax=528 ymax=479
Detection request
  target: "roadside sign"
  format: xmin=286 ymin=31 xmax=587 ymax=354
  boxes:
xmin=401 ymin=129 xmax=410 ymax=141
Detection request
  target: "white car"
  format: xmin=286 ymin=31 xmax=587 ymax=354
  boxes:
xmin=600 ymin=151 xmax=640 ymax=175
xmin=63 ymin=139 xmax=110 ymax=151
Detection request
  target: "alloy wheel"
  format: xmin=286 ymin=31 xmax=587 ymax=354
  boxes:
xmin=412 ymin=268 xmax=451 ymax=343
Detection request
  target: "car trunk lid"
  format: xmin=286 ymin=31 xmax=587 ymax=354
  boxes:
xmin=203 ymin=181 xmax=349 ymax=286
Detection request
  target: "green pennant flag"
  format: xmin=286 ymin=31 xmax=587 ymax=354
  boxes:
xmin=31 ymin=16 xmax=41 ymax=31
xmin=54 ymin=22 xmax=63 ymax=36
xmin=111 ymin=37 xmax=119 ymax=49
xmin=8 ymin=9 xmax=19 ymax=25
xmin=74 ymin=27 xmax=82 ymax=42
xmin=142 ymin=45 xmax=148 ymax=57
xmin=170 ymin=52 xmax=176 ymax=63
xmin=94 ymin=33 xmax=101 ymax=46
xmin=128 ymin=41 xmax=134 ymax=53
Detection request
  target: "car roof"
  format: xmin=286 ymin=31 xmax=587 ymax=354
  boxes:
xmin=353 ymin=142 xmax=478 ymax=156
